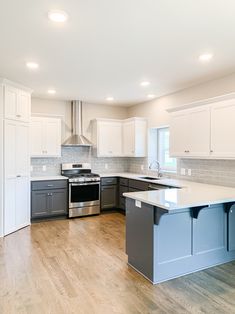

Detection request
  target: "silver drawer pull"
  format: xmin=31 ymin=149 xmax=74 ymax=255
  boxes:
xmin=16 ymin=175 xmax=21 ymax=178
xmin=16 ymin=114 xmax=21 ymax=118
xmin=47 ymin=184 xmax=54 ymax=187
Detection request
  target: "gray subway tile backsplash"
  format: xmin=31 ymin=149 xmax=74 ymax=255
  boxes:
xmin=31 ymin=148 xmax=235 ymax=187
xmin=31 ymin=147 xmax=129 ymax=176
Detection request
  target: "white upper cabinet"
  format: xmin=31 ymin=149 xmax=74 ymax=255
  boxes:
xmin=4 ymin=85 xmax=18 ymax=120
xmin=17 ymin=90 xmax=31 ymax=122
xmin=170 ymin=111 xmax=189 ymax=157
xmin=93 ymin=120 xmax=123 ymax=157
xmin=4 ymin=85 xmax=31 ymax=122
xmin=30 ymin=117 xmax=61 ymax=157
xmin=123 ymin=118 xmax=147 ymax=157
xmin=170 ymin=107 xmax=210 ymax=157
xmin=93 ymin=118 xmax=147 ymax=157
xmin=211 ymin=99 xmax=235 ymax=158
xmin=169 ymin=94 xmax=235 ymax=159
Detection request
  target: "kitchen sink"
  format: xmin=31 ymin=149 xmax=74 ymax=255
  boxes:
xmin=139 ymin=176 xmax=160 ymax=180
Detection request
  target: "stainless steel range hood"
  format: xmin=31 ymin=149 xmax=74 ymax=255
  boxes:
xmin=62 ymin=100 xmax=92 ymax=147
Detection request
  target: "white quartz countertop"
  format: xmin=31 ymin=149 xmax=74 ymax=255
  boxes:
xmin=123 ymin=180 xmax=235 ymax=212
xmin=30 ymin=176 xmax=68 ymax=181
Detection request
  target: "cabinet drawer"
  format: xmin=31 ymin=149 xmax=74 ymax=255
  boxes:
xmin=120 ymin=178 xmax=128 ymax=186
xmin=31 ymin=180 xmax=67 ymax=191
xmin=101 ymin=177 xmax=117 ymax=186
xmin=128 ymin=179 xmax=149 ymax=191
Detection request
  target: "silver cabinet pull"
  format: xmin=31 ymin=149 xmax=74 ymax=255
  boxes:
xmin=47 ymin=184 xmax=54 ymax=187
xmin=16 ymin=114 xmax=21 ymax=118
xmin=16 ymin=175 xmax=21 ymax=178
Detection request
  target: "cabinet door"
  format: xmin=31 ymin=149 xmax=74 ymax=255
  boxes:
xmin=49 ymin=190 xmax=67 ymax=215
xmin=211 ymin=100 xmax=235 ymax=158
xmin=44 ymin=118 xmax=61 ymax=157
xmin=30 ymin=117 xmax=44 ymax=157
xmin=4 ymin=120 xmax=17 ymax=179
xmin=187 ymin=107 xmax=210 ymax=157
xmin=4 ymin=85 xmax=18 ymax=120
xmin=101 ymin=185 xmax=117 ymax=209
xmin=123 ymin=121 xmax=135 ymax=156
xmin=170 ymin=107 xmax=210 ymax=158
xmin=16 ymin=176 xmax=30 ymax=229
xmin=98 ymin=122 xmax=122 ymax=157
xmin=228 ymin=206 xmax=235 ymax=251
xmin=169 ymin=112 xmax=189 ymax=157
xmin=17 ymin=91 xmax=30 ymax=122
xmin=31 ymin=190 xmax=50 ymax=218
xmin=4 ymin=178 xmax=16 ymax=235
xmin=16 ymin=123 xmax=29 ymax=176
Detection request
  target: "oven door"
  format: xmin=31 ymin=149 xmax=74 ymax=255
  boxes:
xmin=69 ymin=182 xmax=100 ymax=208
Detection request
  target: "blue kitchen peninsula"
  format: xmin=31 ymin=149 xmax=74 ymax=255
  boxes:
xmin=124 ymin=181 xmax=235 ymax=284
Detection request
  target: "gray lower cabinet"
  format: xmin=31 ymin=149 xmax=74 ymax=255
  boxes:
xmin=101 ymin=177 xmax=118 ymax=210
xmin=31 ymin=180 xmax=68 ymax=220
xmin=126 ymin=199 xmax=235 ymax=284
xmin=228 ymin=205 xmax=235 ymax=251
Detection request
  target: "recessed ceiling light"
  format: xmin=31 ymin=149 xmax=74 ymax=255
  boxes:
xmin=48 ymin=89 xmax=56 ymax=94
xmin=147 ymin=94 xmax=155 ymax=99
xmin=140 ymin=81 xmax=150 ymax=87
xmin=199 ymin=53 xmax=213 ymax=62
xmin=48 ymin=10 xmax=68 ymax=23
xmin=26 ymin=62 xmax=39 ymax=69
xmin=106 ymin=97 xmax=114 ymax=101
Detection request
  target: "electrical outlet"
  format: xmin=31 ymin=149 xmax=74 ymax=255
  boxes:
xmin=188 ymin=169 xmax=192 ymax=176
xmin=42 ymin=165 xmax=47 ymax=172
xmin=141 ymin=165 xmax=144 ymax=171
xmin=105 ymin=164 xmax=108 ymax=170
xmin=180 ymin=168 xmax=186 ymax=175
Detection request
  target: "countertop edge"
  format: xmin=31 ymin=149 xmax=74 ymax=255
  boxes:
xmin=30 ymin=176 xmax=68 ymax=181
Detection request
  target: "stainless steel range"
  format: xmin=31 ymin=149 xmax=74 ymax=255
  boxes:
xmin=61 ymin=163 xmax=100 ymax=218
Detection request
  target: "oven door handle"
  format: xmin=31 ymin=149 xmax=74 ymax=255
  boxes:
xmin=70 ymin=182 xmax=100 ymax=186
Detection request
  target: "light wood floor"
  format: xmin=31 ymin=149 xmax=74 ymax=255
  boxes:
xmin=0 ymin=212 xmax=235 ymax=314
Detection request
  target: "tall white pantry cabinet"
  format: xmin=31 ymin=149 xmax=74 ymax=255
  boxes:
xmin=0 ymin=79 xmax=32 ymax=237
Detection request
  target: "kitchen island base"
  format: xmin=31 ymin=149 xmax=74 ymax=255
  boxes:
xmin=126 ymin=198 xmax=235 ymax=284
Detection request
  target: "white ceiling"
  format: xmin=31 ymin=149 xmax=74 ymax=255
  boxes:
xmin=0 ymin=0 xmax=235 ymax=106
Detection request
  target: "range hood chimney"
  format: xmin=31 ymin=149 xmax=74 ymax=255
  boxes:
xmin=62 ymin=100 xmax=92 ymax=146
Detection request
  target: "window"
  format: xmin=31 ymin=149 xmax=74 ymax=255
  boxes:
xmin=157 ymin=127 xmax=176 ymax=171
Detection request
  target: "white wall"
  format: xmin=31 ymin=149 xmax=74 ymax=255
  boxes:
xmin=128 ymin=72 xmax=235 ymax=128
xmin=31 ymin=98 xmax=128 ymax=141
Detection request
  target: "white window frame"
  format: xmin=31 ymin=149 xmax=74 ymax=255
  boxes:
xmin=156 ymin=127 xmax=176 ymax=172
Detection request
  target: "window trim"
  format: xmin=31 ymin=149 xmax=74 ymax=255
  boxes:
xmin=156 ymin=126 xmax=177 ymax=172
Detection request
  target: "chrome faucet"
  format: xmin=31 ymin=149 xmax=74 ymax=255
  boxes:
xmin=149 ymin=160 xmax=162 ymax=177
